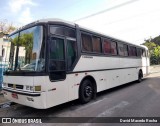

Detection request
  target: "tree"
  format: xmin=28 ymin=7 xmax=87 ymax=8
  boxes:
xmin=143 ymin=42 xmax=156 ymax=51
xmin=0 ymin=19 xmax=17 ymax=34
xmin=143 ymin=36 xmax=160 ymax=65
xmin=152 ymin=46 xmax=160 ymax=64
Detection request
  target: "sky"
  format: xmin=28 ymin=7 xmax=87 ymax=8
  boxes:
xmin=1 ymin=0 xmax=160 ymax=45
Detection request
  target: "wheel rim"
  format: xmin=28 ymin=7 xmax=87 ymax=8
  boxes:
xmin=84 ymin=85 xmax=92 ymax=98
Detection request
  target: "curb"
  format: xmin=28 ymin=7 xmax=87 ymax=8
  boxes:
xmin=0 ymin=92 xmax=12 ymax=108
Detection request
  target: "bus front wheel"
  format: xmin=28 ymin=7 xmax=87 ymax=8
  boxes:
xmin=79 ymin=79 xmax=93 ymax=104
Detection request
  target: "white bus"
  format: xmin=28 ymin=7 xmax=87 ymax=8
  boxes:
xmin=2 ymin=19 xmax=149 ymax=109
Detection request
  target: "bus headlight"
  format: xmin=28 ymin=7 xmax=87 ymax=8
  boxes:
xmin=30 ymin=86 xmax=34 ymax=91
xmin=26 ymin=85 xmax=34 ymax=91
xmin=2 ymin=83 xmax=7 ymax=87
xmin=26 ymin=85 xmax=30 ymax=91
xmin=26 ymin=85 xmax=41 ymax=91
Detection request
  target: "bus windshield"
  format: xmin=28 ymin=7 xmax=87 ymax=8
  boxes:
xmin=8 ymin=26 xmax=45 ymax=72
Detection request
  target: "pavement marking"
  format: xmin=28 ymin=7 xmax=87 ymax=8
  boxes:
xmin=77 ymin=97 xmax=108 ymax=111
xmin=78 ymin=101 xmax=130 ymax=126
xmin=97 ymin=101 xmax=129 ymax=117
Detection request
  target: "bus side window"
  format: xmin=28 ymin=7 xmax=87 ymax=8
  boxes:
xmin=128 ymin=46 xmax=136 ymax=56
xmin=49 ymin=37 xmax=65 ymax=71
xmin=118 ymin=43 xmax=124 ymax=56
xmin=117 ymin=43 xmax=128 ymax=56
xmin=137 ymin=48 xmax=142 ymax=57
xmin=67 ymin=40 xmax=77 ymax=70
xmin=92 ymin=36 xmax=101 ymax=53
xmin=103 ymin=39 xmax=111 ymax=54
xmin=111 ymin=42 xmax=117 ymax=55
xmin=81 ymin=34 xmax=92 ymax=52
xmin=50 ymin=38 xmax=64 ymax=60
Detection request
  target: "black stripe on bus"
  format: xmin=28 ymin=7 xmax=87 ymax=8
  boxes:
xmin=67 ymin=66 xmax=142 ymax=74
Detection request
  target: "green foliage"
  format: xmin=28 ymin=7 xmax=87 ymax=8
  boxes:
xmin=11 ymin=33 xmax=33 ymax=51
xmin=143 ymin=36 xmax=160 ymax=65
xmin=19 ymin=33 xmax=33 ymax=52
xmin=143 ymin=42 xmax=156 ymax=51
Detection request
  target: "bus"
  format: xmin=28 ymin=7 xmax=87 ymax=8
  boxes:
xmin=2 ymin=19 xmax=150 ymax=109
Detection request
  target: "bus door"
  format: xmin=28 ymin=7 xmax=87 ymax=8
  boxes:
xmin=48 ymin=36 xmax=66 ymax=81
xmin=66 ymin=38 xmax=77 ymax=100
xmin=66 ymin=38 xmax=77 ymax=71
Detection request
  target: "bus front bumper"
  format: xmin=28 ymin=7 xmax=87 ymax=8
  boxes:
xmin=2 ymin=88 xmax=47 ymax=109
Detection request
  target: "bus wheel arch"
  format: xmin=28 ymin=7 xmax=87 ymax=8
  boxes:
xmin=79 ymin=76 xmax=97 ymax=103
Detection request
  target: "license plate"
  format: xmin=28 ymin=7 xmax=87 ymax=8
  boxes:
xmin=12 ymin=93 xmax=18 ymax=99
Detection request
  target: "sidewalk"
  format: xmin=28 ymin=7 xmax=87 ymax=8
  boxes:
xmin=0 ymin=90 xmax=10 ymax=105
xmin=150 ymin=65 xmax=160 ymax=73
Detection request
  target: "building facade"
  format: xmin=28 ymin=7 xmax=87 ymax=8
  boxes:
xmin=0 ymin=32 xmax=10 ymax=89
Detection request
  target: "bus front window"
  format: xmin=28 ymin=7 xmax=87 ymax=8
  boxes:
xmin=8 ymin=26 xmax=45 ymax=72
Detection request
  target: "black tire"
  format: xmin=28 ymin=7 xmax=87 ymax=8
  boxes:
xmin=137 ymin=71 xmax=143 ymax=83
xmin=79 ymin=79 xmax=94 ymax=104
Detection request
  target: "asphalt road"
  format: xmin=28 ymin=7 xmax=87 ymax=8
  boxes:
xmin=0 ymin=73 xmax=160 ymax=126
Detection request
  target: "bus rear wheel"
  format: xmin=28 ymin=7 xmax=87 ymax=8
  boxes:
xmin=137 ymin=70 xmax=143 ymax=83
xmin=79 ymin=79 xmax=94 ymax=103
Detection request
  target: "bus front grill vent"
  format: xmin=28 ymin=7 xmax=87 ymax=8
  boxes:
xmin=8 ymin=83 xmax=24 ymax=89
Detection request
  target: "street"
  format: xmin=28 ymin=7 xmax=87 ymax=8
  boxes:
xmin=0 ymin=72 xmax=160 ymax=126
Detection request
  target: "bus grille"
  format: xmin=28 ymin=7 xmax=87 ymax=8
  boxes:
xmin=8 ymin=84 xmax=24 ymax=89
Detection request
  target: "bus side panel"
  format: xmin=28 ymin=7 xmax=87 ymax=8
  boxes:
xmin=88 ymin=68 xmax=139 ymax=93
xmin=72 ymin=67 xmax=140 ymax=98
xmin=73 ymin=56 xmax=141 ymax=93
xmin=44 ymin=77 xmax=69 ymax=108
xmin=33 ymin=76 xmax=48 ymax=108
xmin=74 ymin=56 xmax=142 ymax=72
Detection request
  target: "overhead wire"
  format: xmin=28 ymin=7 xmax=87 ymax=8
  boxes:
xmin=74 ymin=0 xmax=140 ymax=22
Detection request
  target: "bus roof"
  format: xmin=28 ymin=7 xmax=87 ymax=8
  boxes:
xmin=9 ymin=18 xmax=146 ymax=49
